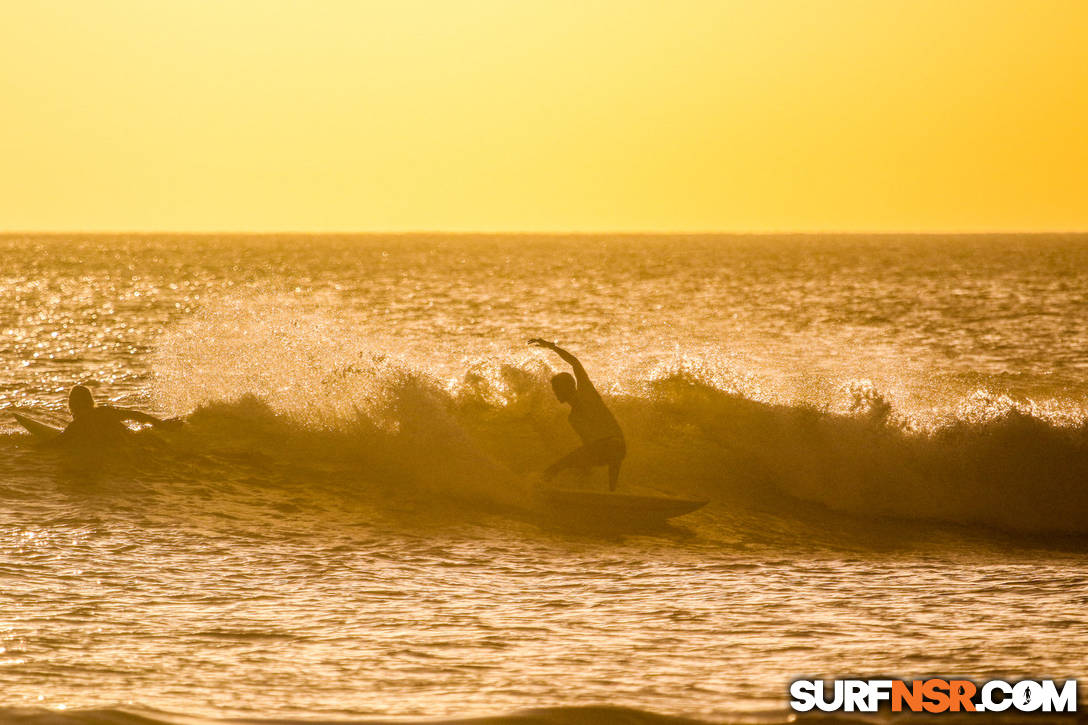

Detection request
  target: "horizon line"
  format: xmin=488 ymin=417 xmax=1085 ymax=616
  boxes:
xmin=2 ymin=228 xmax=1088 ymax=236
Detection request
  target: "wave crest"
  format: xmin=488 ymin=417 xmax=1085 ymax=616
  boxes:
xmin=17 ymin=305 xmax=1048 ymax=538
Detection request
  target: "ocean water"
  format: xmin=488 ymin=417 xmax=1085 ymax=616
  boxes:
xmin=1 ymin=233 xmax=1087 ymax=724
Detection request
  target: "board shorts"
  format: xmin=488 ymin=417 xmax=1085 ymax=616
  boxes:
xmin=584 ymin=435 xmax=626 ymax=463
xmin=557 ymin=435 xmax=626 ymax=469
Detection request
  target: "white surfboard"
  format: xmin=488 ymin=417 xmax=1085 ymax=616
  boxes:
xmin=538 ymin=488 xmax=707 ymax=526
xmin=11 ymin=412 xmax=63 ymax=440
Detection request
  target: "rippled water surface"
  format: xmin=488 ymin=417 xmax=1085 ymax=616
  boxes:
xmin=2 ymin=234 xmax=1087 ymax=722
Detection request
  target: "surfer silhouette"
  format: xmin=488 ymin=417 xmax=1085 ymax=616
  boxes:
xmin=50 ymin=385 xmax=180 ymax=447
xmin=528 ymin=339 xmax=626 ymax=491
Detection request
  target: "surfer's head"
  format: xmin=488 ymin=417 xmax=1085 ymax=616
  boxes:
xmin=550 ymin=373 xmax=576 ymax=403
xmin=68 ymin=385 xmax=95 ymax=418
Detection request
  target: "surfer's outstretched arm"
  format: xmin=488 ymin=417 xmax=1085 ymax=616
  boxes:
xmin=528 ymin=339 xmax=592 ymax=389
xmin=104 ymin=406 xmax=182 ymax=429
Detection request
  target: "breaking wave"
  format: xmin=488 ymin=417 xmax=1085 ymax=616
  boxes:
xmin=5 ymin=302 xmax=1088 ymax=541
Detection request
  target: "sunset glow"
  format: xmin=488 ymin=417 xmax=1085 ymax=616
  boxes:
xmin=2 ymin=0 xmax=1086 ymax=231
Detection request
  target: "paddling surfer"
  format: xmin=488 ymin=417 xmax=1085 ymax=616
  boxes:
xmin=528 ymin=339 xmax=626 ymax=491
xmin=51 ymin=385 xmax=180 ymax=446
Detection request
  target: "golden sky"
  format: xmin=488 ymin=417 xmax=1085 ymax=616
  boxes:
xmin=1 ymin=0 xmax=1086 ymax=232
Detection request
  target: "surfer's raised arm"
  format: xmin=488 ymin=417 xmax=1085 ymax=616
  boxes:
xmin=527 ymin=339 xmax=592 ymax=389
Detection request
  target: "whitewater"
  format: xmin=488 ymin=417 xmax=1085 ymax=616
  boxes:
xmin=1 ymin=233 xmax=1086 ymax=723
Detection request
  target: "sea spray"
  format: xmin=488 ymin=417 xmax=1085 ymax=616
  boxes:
xmin=136 ymin=302 xmax=1088 ymax=536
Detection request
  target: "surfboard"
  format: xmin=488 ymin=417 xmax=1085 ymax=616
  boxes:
xmin=537 ymin=488 xmax=707 ymax=526
xmin=11 ymin=412 xmax=63 ymax=440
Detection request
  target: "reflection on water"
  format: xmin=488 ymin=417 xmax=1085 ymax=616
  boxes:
xmin=2 ymin=234 xmax=1087 ymax=720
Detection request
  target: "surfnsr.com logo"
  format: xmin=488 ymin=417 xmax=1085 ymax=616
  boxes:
xmin=790 ymin=679 xmax=1078 ymax=714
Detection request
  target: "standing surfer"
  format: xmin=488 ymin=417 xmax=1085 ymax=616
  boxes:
xmin=528 ymin=339 xmax=626 ymax=491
